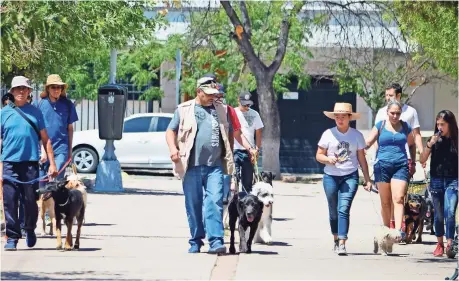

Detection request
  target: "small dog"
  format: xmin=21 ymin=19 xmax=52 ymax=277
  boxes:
xmin=252 ymin=171 xmax=275 ymax=244
xmin=373 ymin=226 xmax=402 ymax=255
xmin=423 ymin=188 xmax=435 ymax=235
xmin=38 ymin=193 xmax=56 ymax=236
xmin=38 ymin=176 xmax=87 ymax=251
xmin=228 ymin=192 xmax=263 ymax=254
xmin=404 ymin=193 xmax=428 ymax=244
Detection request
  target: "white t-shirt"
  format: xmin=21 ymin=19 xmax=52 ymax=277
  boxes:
xmin=234 ymin=108 xmax=264 ymax=150
xmin=318 ymin=127 xmax=366 ymax=176
xmin=374 ymin=104 xmax=420 ymax=159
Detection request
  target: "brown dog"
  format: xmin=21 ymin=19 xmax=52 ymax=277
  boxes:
xmin=38 ymin=193 xmax=56 ymax=236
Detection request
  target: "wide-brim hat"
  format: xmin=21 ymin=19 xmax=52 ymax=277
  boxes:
xmin=40 ymin=74 xmax=68 ymax=98
xmin=9 ymin=76 xmax=33 ymax=93
xmin=323 ymin=103 xmax=360 ymax=120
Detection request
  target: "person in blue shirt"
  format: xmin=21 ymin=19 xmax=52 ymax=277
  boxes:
xmin=35 ymin=74 xmax=79 ymax=228
xmin=36 ymin=74 xmax=78 ymax=181
xmin=365 ymin=100 xmax=415 ymax=245
xmin=0 ymin=76 xmax=58 ymax=251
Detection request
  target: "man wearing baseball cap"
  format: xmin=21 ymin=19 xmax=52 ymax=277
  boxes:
xmin=0 ymin=76 xmax=58 ymax=250
xmin=214 ymin=83 xmax=257 ymax=200
xmin=234 ymin=91 xmax=264 ymax=192
xmin=166 ymin=75 xmax=235 ymax=254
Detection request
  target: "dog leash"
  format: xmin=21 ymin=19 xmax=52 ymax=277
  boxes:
xmin=2 ymin=158 xmax=73 ymax=184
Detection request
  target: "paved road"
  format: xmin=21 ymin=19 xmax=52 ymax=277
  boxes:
xmin=1 ymin=176 xmax=456 ymax=280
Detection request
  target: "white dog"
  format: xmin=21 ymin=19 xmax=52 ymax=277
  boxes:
xmin=251 ymin=181 xmax=274 ymax=244
xmin=373 ymin=226 xmax=402 ymax=255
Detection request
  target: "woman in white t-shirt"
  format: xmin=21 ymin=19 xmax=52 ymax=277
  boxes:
xmin=316 ymin=103 xmax=372 ymax=256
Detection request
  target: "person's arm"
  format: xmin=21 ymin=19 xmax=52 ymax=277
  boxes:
xmin=407 ymin=130 xmax=416 ymax=162
xmin=166 ymin=110 xmax=180 ymax=162
xmin=40 ymin=129 xmax=57 ymax=177
xmin=234 ymin=131 xmax=252 ymax=151
xmin=254 ymin=111 xmax=264 ymax=150
xmin=365 ymin=126 xmax=380 ymax=149
xmin=255 ymin=129 xmax=262 ymax=150
xmin=67 ymin=102 xmax=79 ymax=160
xmin=357 ymin=149 xmax=372 ymax=191
xmin=316 ymin=146 xmax=335 ymax=165
xmin=420 ymin=135 xmax=439 ymax=164
xmin=67 ymin=124 xmax=74 ymax=160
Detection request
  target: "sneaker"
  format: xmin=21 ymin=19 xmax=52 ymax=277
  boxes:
xmin=4 ymin=238 xmax=18 ymax=251
xmin=208 ymin=244 xmax=226 ymax=254
xmin=45 ymin=213 xmax=51 ymax=226
xmin=398 ymin=231 xmax=407 ymax=245
xmin=337 ymin=244 xmax=347 ymax=256
xmin=433 ymin=243 xmax=445 ymax=257
xmin=333 ymin=240 xmax=339 ymax=253
xmin=26 ymin=231 xmax=37 ymax=248
xmin=446 ymin=244 xmax=456 ymax=259
xmin=188 ymin=244 xmax=201 ymax=253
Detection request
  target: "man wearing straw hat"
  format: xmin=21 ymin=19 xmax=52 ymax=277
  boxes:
xmin=35 ymin=74 xmax=79 ymax=226
xmin=0 ymin=76 xmax=58 ymax=250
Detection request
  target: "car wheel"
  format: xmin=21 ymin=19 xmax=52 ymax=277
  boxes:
xmin=72 ymin=147 xmax=99 ymax=173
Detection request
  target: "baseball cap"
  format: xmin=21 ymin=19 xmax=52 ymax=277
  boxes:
xmin=9 ymin=76 xmax=33 ymax=93
xmin=217 ymin=83 xmax=225 ymax=95
xmin=196 ymin=76 xmax=219 ymax=95
xmin=239 ymin=91 xmax=253 ymax=106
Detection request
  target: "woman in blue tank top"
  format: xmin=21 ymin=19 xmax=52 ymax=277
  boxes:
xmin=365 ymin=100 xmax=415 ymax=245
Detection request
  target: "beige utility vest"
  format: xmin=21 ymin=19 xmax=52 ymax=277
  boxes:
xmin=173 ymin=99 xmax=235 ymax=179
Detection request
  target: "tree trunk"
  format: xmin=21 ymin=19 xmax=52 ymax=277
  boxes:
xmin=256 ymin=76 xmax=281 ymax=178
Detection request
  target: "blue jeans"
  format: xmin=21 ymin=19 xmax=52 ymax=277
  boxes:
xmin=323 ymin=171 xmax=359 ymax=240
xmin=234 ymin=150 xmax=253 ymax=193
xmin=183 ymin=165 xmax=224 ymax=248
xmin=3 ymin=161 xmax=39 ymax=240
xmin=430 ymin=177 xmax=458 ymax=239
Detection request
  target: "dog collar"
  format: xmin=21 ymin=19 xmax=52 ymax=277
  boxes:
xmin=58 ymin=197 xmax=70 ymax=207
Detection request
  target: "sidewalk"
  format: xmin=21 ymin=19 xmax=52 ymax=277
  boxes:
xmin=1 ymin=176 xmax=456 ymax=280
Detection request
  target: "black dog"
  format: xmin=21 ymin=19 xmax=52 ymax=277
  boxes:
xmin=228 ymin=192 xmax=263 ymax=254
xmin=404 ymin=193 xmax=428 ymax=244
xmin=38 ymin=179 xmax=86 ymax=250
xmin=423 ymin=188 xmax=435 ymax=235
xmin=260 ymin=171 xmax=276 ymax=185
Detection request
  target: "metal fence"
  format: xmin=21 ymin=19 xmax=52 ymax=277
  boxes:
xmin=1 ymin=84 xmax=160 ymax=132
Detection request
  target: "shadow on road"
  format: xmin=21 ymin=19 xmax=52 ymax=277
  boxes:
xmin=1 ymin=271 xmax=138 ymax=280
xmin=87 ymin=188 xmax=183 ymax=196
xmin=25 ymin=247 xmax=102 ymax=252
xmin=273 ymin=218 xmax=294 ymax=222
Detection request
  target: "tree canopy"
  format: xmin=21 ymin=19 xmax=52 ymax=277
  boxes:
xmin=1 ymin=0 xmax=161 ymax=97
xmin=393 ymin=1 xmax=458 ymax=78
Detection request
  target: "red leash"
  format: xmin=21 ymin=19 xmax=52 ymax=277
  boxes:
xmin=39 ymin=158 xmax=73 ymax=182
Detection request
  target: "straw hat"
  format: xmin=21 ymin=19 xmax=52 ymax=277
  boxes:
xmin=40 ymin=74 xmax=68 ymax=98
xmin=323 ymin=103 xmax=360 ymax=120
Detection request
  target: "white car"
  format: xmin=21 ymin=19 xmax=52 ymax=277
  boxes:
xmin=72 ymin=113 xmax=174 ymax=173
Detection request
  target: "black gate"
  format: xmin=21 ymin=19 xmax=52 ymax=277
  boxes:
xmin=252 ymin=78 xmax=356 ymax=174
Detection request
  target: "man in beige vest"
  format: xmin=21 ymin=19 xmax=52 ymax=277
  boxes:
xmin=166 ymin=76 xmax=234 ymax=254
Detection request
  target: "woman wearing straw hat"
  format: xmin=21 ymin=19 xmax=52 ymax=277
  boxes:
xmin=0 ymin=76 xmax=58 ymax=250
xmin=36 ymin=74 xmax=78 ymax=179
xmin=35 ymin=75 xmax=79 ymax=227
xmin=316 ymin=103 xmax=372 ymax=255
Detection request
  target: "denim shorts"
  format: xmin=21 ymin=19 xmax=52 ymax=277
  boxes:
xmin=374 ymin=160 xmax=409 ymax=183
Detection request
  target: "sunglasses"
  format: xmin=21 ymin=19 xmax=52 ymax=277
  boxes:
xmin=50 ymin=85 xmax=63 ymax=90
xmin=242 ymin=104 xmax=251 ymax=108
